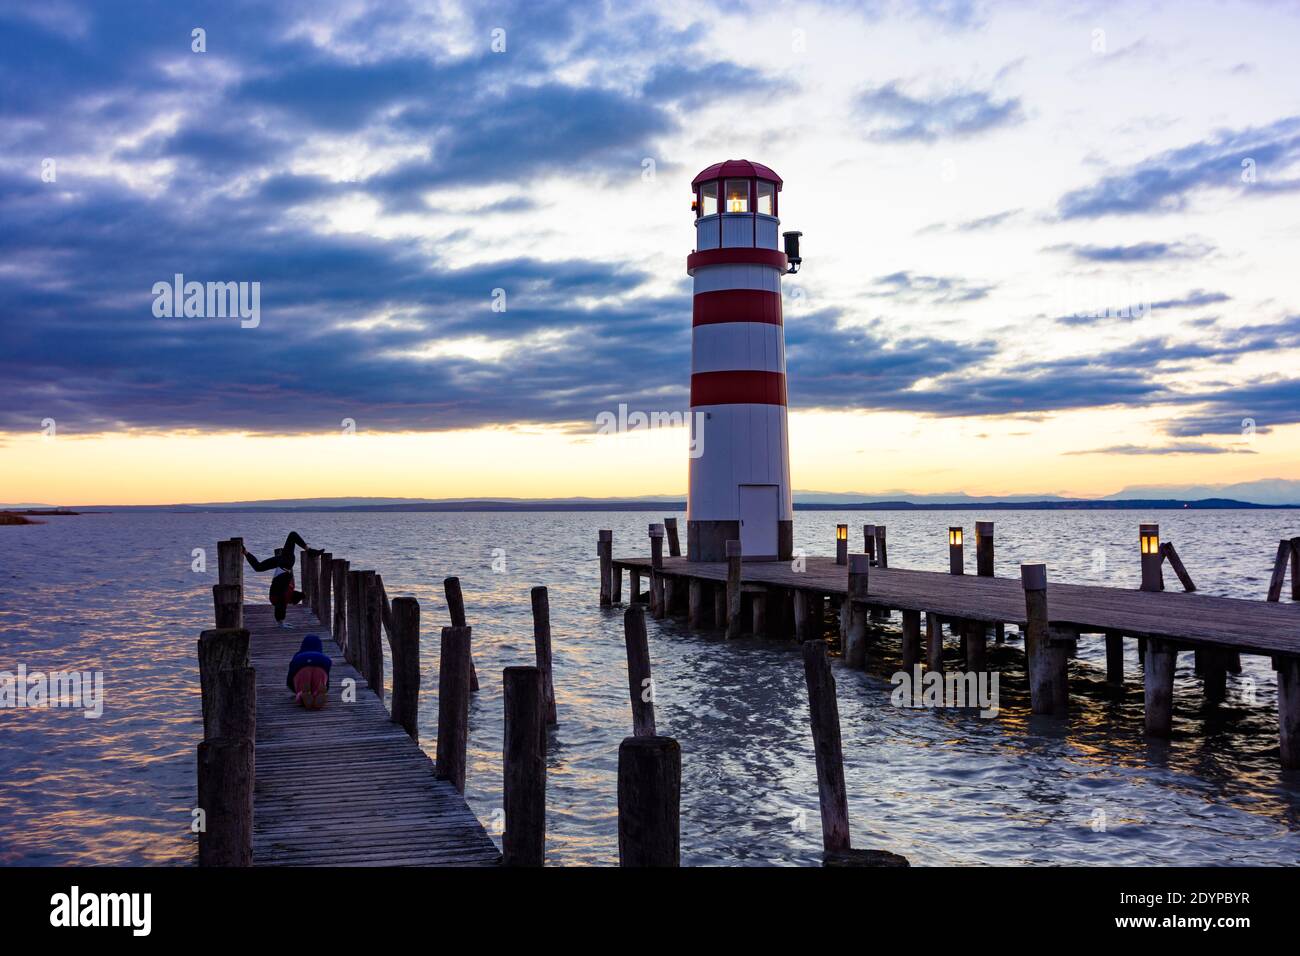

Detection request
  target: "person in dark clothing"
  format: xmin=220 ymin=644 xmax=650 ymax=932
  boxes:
xmin=287 ymin=634 xmax=331 ymax=709
xmin=243 ymin=531 xmax=310 ymax=627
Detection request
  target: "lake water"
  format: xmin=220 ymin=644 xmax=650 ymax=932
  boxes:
xmin=2 ymin=509 xmax=1299 ymax=866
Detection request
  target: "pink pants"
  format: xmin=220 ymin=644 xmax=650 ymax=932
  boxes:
xmin=293 ymin=666 xmax=329 ymax=710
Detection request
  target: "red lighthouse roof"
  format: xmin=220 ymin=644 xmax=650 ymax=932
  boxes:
xmin=692 ymin=159 xmax=783 ymax=189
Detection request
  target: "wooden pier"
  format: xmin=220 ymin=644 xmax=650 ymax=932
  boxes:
xmin=611 ymin=522 xmax=1300 ymax=768
xmin=196 ymin=541 xmax=501 ymax=867
xmin=244 ymin=602 xmax=499 ymax=866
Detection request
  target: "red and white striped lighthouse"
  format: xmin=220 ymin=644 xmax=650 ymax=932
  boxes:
xmin=686 ymin=160 xmax=799 ymax=562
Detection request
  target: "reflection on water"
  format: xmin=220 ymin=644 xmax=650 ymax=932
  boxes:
xmin=1 ymin=509 xmax=1298 ymax=865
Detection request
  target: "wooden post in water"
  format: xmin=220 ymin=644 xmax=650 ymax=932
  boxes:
xmin=356 ymin=570 xmax=375 ymax=687
xmin=1200 ymin=647 xmax=1229 ymax=705
xmin=1267 ymin=539 xmax=1291 ymax=602
xmin=1143 ymin=637 xmax=1177 ymax=737
xmin=975 ymin=521 xmax=994 ymax=577
xmin=198 ymin=628 xmax=250 ymax=739
xmin=1022 ymin=564 xmax=1069 ymax=716
xmin=316 ymin=552 xmax=333 ymax=625
xmin=364 ymin=574 xmax=384 ymax=701
xmin=925 ymin=612 xmax=944 ymax=673
xmin=844 ymin=555 xmax=870 ymax=668
xmin=1104 ymin=631 xmax=1125 ymax=688
xmin=863 ymin=525 xmax=876 ymax=564
xmin=1139 ymin=523 xmax=1164 ymax=592
xmin=751 ymin=591 xmax=768 ymax=637
xmin=1276 ymin=655 xmax=1300 ymax=770
xmin=623 ymin=606 xmax=657 ymax=736
xmin=664 ymin=517 xmax=681 ymax=558
xmin=617 ymin=735 xmax=680 ymax=867
xmin=629 ymin=568 xmax=642 ymax=605
xmin=197 ymin=736 xmax=253 ymax=867
xmin=688 ymin=579 xmax=705 ymax=629
xmin=662 ymin=577 xmax=677 ymax=619
xmin=1161 ymin=542 xmax=1197 ymax=592
xmin=598 ymin=530 xmax=613 ymax=606
xmin=443 ymin=576 xmax=479 ymax=692
xmin=530 ymin=586 xmax=558 ymax=726
xmin=725 ymin=539 xmax=743 ymax=639
xmin=901 ymin=609 xmax=922 ymax=670
xmin=331 ymin=558 xmax=348 ymax=647
xmin=217 ymin=537 xmax=244 ymax=602
xmin=874 ymin=526 xmax=888 ymax=569
xmin=304 ymin=549 xmax=320 ymax=610
xmin=713 ymin=584 xmax=726 ymax=632
xmin=793 ymin=590 xmax=811 ymax=642
xmin=1292 ymin=538 xmax=1300 ymax=601
xmin=502 ymin=666 xmax=546 ymax=867
xmin=389 ymin=596 xmax=420 ymax=741
xmin=610 ymin=561 xmax=622 ymax=603
xmin=435 ymin=625 xmax=472 ymax=792
xmin=212 ymin=584 xmax=242 ymax=629
xmin=948 ymin=527 xmax=964 ymax=575
xmin=800 ymin=638 xmax=849 ymax=855
xmin=964 ymin=619 xmax=987 ymax=671
xmin=346 ymin=569 xmax=364 ymax=668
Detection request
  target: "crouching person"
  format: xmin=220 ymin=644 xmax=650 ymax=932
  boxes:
xmin=287 ymin=634 xmax=331 ymax=710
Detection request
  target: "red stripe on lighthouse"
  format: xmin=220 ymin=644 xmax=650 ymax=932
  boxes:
xmin=690 ymin=370 xmax=787 ymax=407
xmin=692 ymin=289 xmax=782 ymax=327
xmin=686 ymin=248 xmax=788 ymax=275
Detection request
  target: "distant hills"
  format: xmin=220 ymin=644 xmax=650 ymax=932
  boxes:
xmin=8 ymin=484 xmax=1298 ymax=512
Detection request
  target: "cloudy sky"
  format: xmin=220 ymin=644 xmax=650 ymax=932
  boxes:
xmin=2 ymin=0 xmax=1298 ymax=504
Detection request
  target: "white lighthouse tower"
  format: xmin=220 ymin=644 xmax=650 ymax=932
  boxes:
xmin=686 ymin=160 xmax=799 ymax=562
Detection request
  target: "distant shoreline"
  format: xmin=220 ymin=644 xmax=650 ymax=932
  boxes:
xmin=17 ymin=497 xmax=1297 ymax=514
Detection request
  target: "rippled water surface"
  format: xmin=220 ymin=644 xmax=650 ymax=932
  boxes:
xmin=2 ymin=509 xmax=1299 ymax=866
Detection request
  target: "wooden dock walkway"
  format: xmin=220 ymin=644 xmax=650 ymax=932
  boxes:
xmin=245 ymin=603 xmax=500 ymax=866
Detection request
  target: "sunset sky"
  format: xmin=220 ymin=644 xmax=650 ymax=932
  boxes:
xmin=2 ymin=0 xmax=1299 ymax=505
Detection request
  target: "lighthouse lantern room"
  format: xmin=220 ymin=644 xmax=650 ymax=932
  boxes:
xmin=686 ymin=159 xmax=797 ymax=562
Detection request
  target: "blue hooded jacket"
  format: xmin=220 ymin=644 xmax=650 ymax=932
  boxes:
xmin=286 ymin=634 xmax=332 ymax=690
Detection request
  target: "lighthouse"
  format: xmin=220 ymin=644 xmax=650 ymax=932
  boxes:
xmin=686 ymin=160 xmax=800 ymax=562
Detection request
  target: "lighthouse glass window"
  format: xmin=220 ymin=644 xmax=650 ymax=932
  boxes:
xmin=724 ymin=179 xmax=749 ymax=213
xmin=756 ymin=181 xmax=774 ymax=215
xmin=699 ymin=181 xmax=717 ymax=216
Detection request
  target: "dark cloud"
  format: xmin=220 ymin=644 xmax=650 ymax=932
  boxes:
xmin=866 ymin=271 xmax=994 ymax=305
xmin=1057 ymin=115 xmax=1300 ymax=218
xmin=854 ymin=80 xmax=1022 ymax=142
xmin=1054 ymin=289 xmax=1231 ymax=326
xmin=1047 ymin=240 xmax=1215 ymax=263
xmin=916 ymin=208 xmax=1020 ymax=235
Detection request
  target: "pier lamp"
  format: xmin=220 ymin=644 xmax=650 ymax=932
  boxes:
xmin=649 ymin=523 xmax=666 ymax=570
xmin=1139 ymin=523 xmax=1164 ymax=592
xmin=835 ymin=524 xmax=848 ymax=565
xmin=948 ymin=527 xmax=964 ymax=575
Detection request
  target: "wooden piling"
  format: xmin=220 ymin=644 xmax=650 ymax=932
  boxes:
xmin=751 ymin=591 xmax=768 ymax=637
xmin=617 ymin=735 xmax=680 ymax=867
xmin=964 ymin=619 xmax=987 ymax=671
xmin=901 ymin=609 xmax=922 ymax=670
xmin=208 ymin=665 xmax=256 ymax=742
xmin=844 ymin=554 xmax=870 ymax=668
xmin=663 ymin=576 xmax=678 ymax=619
xmin=196 ymin=736 xmax=253 ymax=867
xmin=1292 ymin=538 xmax=1300 ymax=601
xmin=530 ymin=586 xmax=558 ymax=726
xmin=598 ymin=529 xmax=613 ymax=606
xmin=217 ymin=537 xmax=244 ymax=598
xmin=975 ymin=521 xmax=994 ymax=577
xmin=364 ymin=574 xmax=384 ymax=701
xmin=610 ymin=561 xmax=622 ymax=603
xmin=331 ymin=558 xmax=348 ymax=650
xmin=794 ymin=590 xmax=812 ymax=642
xmin=1104 ymin=631 xmax=1124 ymax=688
xmin=925 ymin=612 xmax=944 ymax=673
xmin=1201 ymin=648 xmax=1229 ymax=705
xmin=502 ymin=665 xmax=547 ymax=867
xmin=198 ymin=628 xmax=250 ymax=739
xmin=629 ymin=568 xmax=642 ymax=605
xmin=303 ymin=548 xmax=319 ymax=609
xmin=725 ymin=539 xmax=743 ymax=639
xmin=443 ymin=576 xmax=479 ymax=692
xmin=1143 ymin=637 xmax=1177 ymax=737
xmin=1022 ymin=563 xmax=1068 ymax=716
xmin=389 ymin=596 xmax=420 ymax=741
xmin=664 ymin=517 xmax=682 ymax=558
xmin=713 ymin=584 xmax=726 ymax=632
xmin=863 ymin=524 xmax=877 ymax=563
xmin=212 ymin=584 xmax=242 ymax=629
xmin=435 ymin=624 xmax=472 ymax=793
xmin=800 ymin=639 xmax=849 ymax=855
xmin=688 ymin=579 xmax=705 ymax=629
xmin=316 ymin=552 xmax=333 ymax=626
xmin=623 ymin=605 xmax=657 ymax=737
xmin=1161 ymin=542 xmax=1197 ymax=592
xmin=346 ymin=569 xmax=364 ymax=668
xmin=1277 ymin=655 xmax=1300 ymax=770
xmin=355 ymin=569 xmax=375 ymax=687
xmin=1267 ymin=539 xmax=1290 ymax=602
xmin=874 ymin=526 xmax=888 ymax=568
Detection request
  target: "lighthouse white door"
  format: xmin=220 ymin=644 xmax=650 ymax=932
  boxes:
xmin=738 ymin=484 xmax=779 ymax=560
